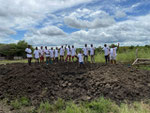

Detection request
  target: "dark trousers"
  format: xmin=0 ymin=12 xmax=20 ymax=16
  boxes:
xmin=84 ymin=55 xmax=88 ymax=62
xmin=105 ymin=55 xmax=110 ymax=64
xmin=28 ymin=58 xmax=32 ymax=66
xmin=55 ymin=57 xmax=58 ymax=62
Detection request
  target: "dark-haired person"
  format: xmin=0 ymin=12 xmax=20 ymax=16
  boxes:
xmin=33 ymin=47 xmax=40 ymax=64
xmin=44 ymin=46 xmax=50 ymax=65
xmin=102 ymin=44 xmax=110 ymax=64
xmin=50 ymin=47 xmax=54 ymax=64
xmin=54 ymin=47 xmax=59 ymax=63
xmin=82 ymin=44 xmax=89 ymax=62
xmin=65 ymin=45 xmax=71 ymax=62
xmin=60 ymin=46 xmax=65 ymax=62
xmin=39 ymin=46 xmax=44 ymax=63
xmin=71 ymin=45 xmax=76 ymax=62
xmin=77 ymin=50 xmax=84 ymax=68
xmin=90 ymin=44 xmax=95 ymax=63
xmin=110 ymin=43 xmax=119 ymax=64
xmin=25 ymin=45 xmax=32 ymax=66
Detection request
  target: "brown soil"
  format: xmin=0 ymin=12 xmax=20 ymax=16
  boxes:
xmin=0 ymin=62 xmax=150 ymax=105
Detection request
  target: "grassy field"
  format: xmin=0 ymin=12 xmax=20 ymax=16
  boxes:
xmin=1 ymin=97 xmax=150 ymax=113
xmin=0 ymin=59 xmax=28 ymax=64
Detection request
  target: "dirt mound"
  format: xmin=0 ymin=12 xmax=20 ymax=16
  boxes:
xmin=0 ymin=62 xmax=150 ymax=105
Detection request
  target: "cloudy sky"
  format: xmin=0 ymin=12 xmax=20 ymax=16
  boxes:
xmin=0 ymin=0 xmax=150 ymax=47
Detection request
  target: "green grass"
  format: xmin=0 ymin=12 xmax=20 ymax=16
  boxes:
xmin=36 ymin=97 xmax=150 ymax=113
xmin=0 ymin=59 xmax=28 ymax=64
xmin=10 ymin=97 xmax=30 ymax=110
xmin=136 ymin=65 xmax=150 ymax=71
xmin=2 ymin=97 xmax=150 ymax=113
xmin=10 ymin=99 xmax=22 ymax=109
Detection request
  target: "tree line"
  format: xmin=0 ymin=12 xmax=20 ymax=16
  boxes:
xmin=0 ymin=41 xmax=33 ymax=59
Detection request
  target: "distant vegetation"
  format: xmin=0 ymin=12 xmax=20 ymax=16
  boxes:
xmin=0 ymin=41 xmax=150 ymax=62
xmin=0 ymin=41 xmax=33 ymax=59
xmin=94 ymin=45 xmax=150 ymax=63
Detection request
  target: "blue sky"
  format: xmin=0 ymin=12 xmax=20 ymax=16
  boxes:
xmin=0 ymin=0 xmax=150 ymax=47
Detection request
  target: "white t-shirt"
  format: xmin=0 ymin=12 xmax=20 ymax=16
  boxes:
xmin=82 ymin=47 xmax=89 ymax=55
xmin=55 ymin=49 xmax=59 ymax=57
xmin=34 ymin=50 xmax=40 ymax=59
xmin=50 ymin=50 xmax=54 ymax=58
xmin=44 ymin=49 xmax=50 ymax=57
xmin=102 ymin=47 xmax=110 ymax=56
xmin=78 ymin=53 xmax=84 ymax=63
xmin=25 ymin=48 xmax=32 ymax=58
xmin=60 ymin=48 xmax=64 ymax=56
xmin=66 ymin=48 xmax=71 ymax=55
xmin=39 ymin=49 xmax=44 ymax=56
xmin=90 ymin=47 xmax=95 ymax=55
xmin=71 ymin=48 xmax=76 ymax=56
xmin=110 ymin=47 xmax=117 ymax=57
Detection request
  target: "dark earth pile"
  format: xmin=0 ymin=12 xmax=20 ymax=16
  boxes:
xmin=0 ymin=62 xmax=150 ymax=105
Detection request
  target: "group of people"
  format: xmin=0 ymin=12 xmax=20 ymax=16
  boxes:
xmin=25 ymin=43 xmax=119 ymax=66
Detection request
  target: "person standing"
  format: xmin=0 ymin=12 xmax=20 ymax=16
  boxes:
xmin=50 ymin=47 xmax=54 ymax=64
xmin=54 ymin=47 xmax=59 ymax=63
xmin=90 ymin=44 xmax=95 ymax=63
xmin=59 ymin=46 xmax=65 ymax=62
xmin=110 ymin=43 xmax=119 ymax=64
xmin=71 ymin=45 xmax=76 ymax=62
xmin=102 ymin=44 xmax=110 ymax=64
xmin=77 ymin=50 xmax=84 ymax=68
xmin=33 ymin=47 xmax=40 ymax=64
xmin=65 ymin=45 xmax=71 ymax=62
xmin=25 ymin=45 xmax=32 ymax=66
xmin=44 ymin=46 xmax=50 ymax=65
xmin=39 ymin=46 xmax=44 ymax=63
xmin=82 ymin=44 xmax=89 ymax=62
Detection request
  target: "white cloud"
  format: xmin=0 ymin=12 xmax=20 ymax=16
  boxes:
xmin=24 ymin=26 xmax=67 ymax=46
xmin=24 ymin=14 xmax=150 ymax=47
xmin=0 ymin=0 xmax=93 ymax=43
xmin=1 ymin=0 xmax=150 ymax=47
xmin=0 ymin=26 xmax=17 ymax=43
xmin=64 ymin=16 xmax=116 ymax=29
xmin=115 ymin=11 xmax=126 ymax=18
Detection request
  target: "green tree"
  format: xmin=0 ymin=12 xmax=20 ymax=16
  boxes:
xmin=0 ymin=40 xmax=33 ymax=59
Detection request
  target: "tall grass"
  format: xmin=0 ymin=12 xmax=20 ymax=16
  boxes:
xmin=36 ymin=98 xmax=150 ymax=113
xmin=8 ymin=97 xmax=149 ymax=113
xmin=95 ymin=48 xmax=150 ymax=63
xmin=35 ymin=97 xmax=150 ymax=113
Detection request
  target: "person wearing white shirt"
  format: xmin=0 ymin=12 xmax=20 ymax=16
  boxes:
xmin=82 ymin=44 xmax=89 ymax=62
xmin=110 ymin=43 xmax=119 ymax=64
xmin=77 ymin=50 xmax=84 ymax=67
xmin=25 ymin=45 xmax=32 ymax=66
xmin=50 ymin=47 xmax=54 ymax=64
xmin=39 ymin=46 xmax=45 ymax=63
xmin=65 ymin=45 xmax=71 ymax=62
xmin=59 ymin=46 xmax=65 ymax=62
xmin=54 ymin=47 xmax=59 ymax=62
xmin=90 ymin=44 xmax=95 ymax=63
xmin=33 ymin=47 xmax=40 ymax=64
xmin=44 ymin=46 xmax=50 ymax=65
xmin=71 ymin=45 xmax=76 ymax=62
xmin=102 ymin=44 xmax=110 ymax=64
